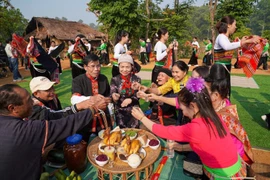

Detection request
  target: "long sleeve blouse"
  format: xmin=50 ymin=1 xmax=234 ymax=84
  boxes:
xmin=214 ymin=34 xmax=240 ymax=51
xmin=152 ymin=117 xmax=238 ymax=168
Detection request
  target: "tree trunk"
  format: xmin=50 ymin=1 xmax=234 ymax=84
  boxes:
xmin=209 ymin=0 xmax=218 ymax=51
xmin=146 ymin=0 xmax=150 ymax=38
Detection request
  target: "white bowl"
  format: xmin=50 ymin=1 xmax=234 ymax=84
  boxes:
xmin=98 ymin=129 xmax=105 ymax=139
xmin=148 ymin=139 xmax=160 ymax=150
xmin=98 ymin=143 xmax=107 ymax=153
xmin=127 ymin=154 xmax=142 ymax=168
xmin=95 ymin=154 xmax=109 ymax=167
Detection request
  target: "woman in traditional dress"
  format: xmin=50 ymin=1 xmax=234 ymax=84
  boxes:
xmin=214 ymin=15 xmax=260 ymax=97
xmin=112 ymin=30 xmax=132 ymax=77
xmin=132 ymin=77 xmax=248 ymax=179
xmin=110 ymin=54 xmax=141 ymax=128
xmin=152 ymin=27 xmax=173 ymax=84
xmin=188 ymin=37 xmax=200 ymax=66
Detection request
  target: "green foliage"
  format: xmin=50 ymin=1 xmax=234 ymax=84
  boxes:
xmin=0 ymin=5 xmax=28 ymax=42
xmin=216 ymin=0 xmax=257 ymax=30
xmin=248 ymin=0 xmax=270 ymax=36
xmin=88 ymin=0 xmax=142 ymax=41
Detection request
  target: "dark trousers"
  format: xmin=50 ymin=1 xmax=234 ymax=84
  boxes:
xmin=56 ymin=57 xmax=62 ymax=74
xmin=112 ymin=65 xmax=120 ymax=77
xmin=140 ymin=52 xmax=146 ymax=64
xmin=257 ymin=56 xmax=268 ymax=70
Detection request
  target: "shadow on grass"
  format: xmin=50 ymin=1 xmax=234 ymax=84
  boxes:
xmin=231 ymin=89 xmax=270 ymax=129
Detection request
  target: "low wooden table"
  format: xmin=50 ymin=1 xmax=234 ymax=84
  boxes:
xmin=87 ymin=128 xmax=161 ymax=180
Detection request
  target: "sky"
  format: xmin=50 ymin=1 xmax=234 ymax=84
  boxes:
xmin=11 ymin=0 xmax=206 ymax=25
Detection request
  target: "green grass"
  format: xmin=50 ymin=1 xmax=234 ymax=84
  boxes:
xmin=18 ymin=68 xmax=270 ymax=149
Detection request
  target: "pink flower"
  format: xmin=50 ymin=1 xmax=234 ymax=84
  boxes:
xmin=186 ymin=77 xmax=205 ymax=93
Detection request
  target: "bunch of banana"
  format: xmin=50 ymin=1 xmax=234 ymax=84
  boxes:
xmin=40 ymin=172 xmax=49 ymax=180
xmin=55 ymin=170 xmax=82 ymax=180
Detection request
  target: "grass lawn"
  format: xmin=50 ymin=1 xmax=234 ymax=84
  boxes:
xmin=18 ymin=67 xmax=270 ymax=149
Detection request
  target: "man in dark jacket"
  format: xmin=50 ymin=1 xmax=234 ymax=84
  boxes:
xmin=28 ymin=76 xmax=106 ymax=121
xmin=0 ymin=84 xmax=97 ymax=180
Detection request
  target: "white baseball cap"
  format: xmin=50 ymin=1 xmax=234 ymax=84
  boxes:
xmin=30 ymin=76 xmax=55 ymax=93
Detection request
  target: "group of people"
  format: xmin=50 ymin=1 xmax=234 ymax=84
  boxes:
xmin=0 ymin=15 xmax=266 ymax=180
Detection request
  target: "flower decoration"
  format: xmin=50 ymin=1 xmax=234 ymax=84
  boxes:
xmin=186 ymin=77 xmax=205 ymax=93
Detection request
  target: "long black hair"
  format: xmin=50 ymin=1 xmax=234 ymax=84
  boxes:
xmin=157 ymin=28 xmax=168 ymax=40
xmin=205 ymin=64 xmax=230 ymax=99
xmin=114 ymin=30 xmax=129 ymax=45
xmin=178 ymin=85 xmax=227 ymax=138
xmin=216 ymin=15 xmax=235 ymax=34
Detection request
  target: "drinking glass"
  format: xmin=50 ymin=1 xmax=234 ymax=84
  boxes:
xmin=166 ymin=139 xmax=175 ymax=158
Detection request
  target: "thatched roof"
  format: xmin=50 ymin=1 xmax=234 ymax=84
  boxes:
xmin=24 ymin=17 xmax=105 ymax=40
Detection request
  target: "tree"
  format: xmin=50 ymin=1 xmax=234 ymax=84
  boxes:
xmin=216 ymin=0 xmax=257 ymax=29
xmin=61 ymin=17 xmax=68 ymax=21
xmin=87 ymin=0 xmax=142 ymax=40
xmin=0 ymin=0 xmax=28 ymax=42
xmin=248 ymin=0 xmax=270 ymax=36
xmin=55 ymin=17 xmax=60 ymax=20
xmin=78 ymin=19 xmax=83 ymax=23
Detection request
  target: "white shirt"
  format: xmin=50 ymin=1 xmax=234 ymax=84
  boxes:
xmin=68 ymin=44 xmax=74 ymax=54
xmin=85 ymin=43 xmax=91 ymax=51
xmin=5 ymin=43 xmax=12 ymax=57
xmin=154 ymin=41 xmax=167 ymax=61
xmin=214 ymin=34 xmax=240 ymax=51
xmin=192 ymin=41 xmax=200 ymax=48
xmin=48 ymin=46 xmax=58 ymax=54
xmin=114 ymin=43 xmax=126 ymax=59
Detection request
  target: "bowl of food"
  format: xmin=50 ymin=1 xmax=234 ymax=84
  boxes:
xmin=125 ymin=130 xmax=137 ymax=140
xmin=95 ymin=154 xmax=109 ymax=167
xmin=148 ymin=139 xmax=160 ymax=150
xmin=127 ymin=154 xmax=142 ymax=168
xmin=98 ymin=143 xmax=107 ymax=153
xmin=138 ymin=148 xmax=146 ymax=159
xmin=98 ymin=129 xmax=105 ymax=139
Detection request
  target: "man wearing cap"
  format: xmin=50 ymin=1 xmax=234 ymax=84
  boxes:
xmin=28 ymin=76 xmax=106 ymax=121
xmin=0 ymin=84 xmax=98 ymax=180
xmin=111 ymin=54 xmax=141 ymax=128
xmin=71 ymin=53 xmax=111 ymax=141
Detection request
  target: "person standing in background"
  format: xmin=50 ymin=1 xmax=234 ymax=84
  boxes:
xmin=139 ymin=37 xmax=147 ymax=65
xmin=188 ymin=37 xmax=200 ymax=66
xmin=173 ymin=38 xmax=179 ymax=62
xmin=257 ymin=37 xmax=269 ymax=70
xmin=5 ymin=38 xmax=22 ymax=82
xmin=203 ymin=39 xmax=213 ymax=66
xmin=146 ymin=38 xmax=152 ymax=63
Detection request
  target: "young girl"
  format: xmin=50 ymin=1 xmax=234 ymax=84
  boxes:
xmin=132 ymin=77 xmax=247 ymax=179
xmin=152 ymin=28 xmax=173 ymax=83
xmin=110 ymin=54 xmax=141 ymax=128
xmin=112 ymin=30 xmax=132 ymax=77
xmin=188 ymin=37 xmax=200 ymax=66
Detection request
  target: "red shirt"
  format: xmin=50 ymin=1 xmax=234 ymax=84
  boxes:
xmin=153 ymin=117 xmax=238 ymax=168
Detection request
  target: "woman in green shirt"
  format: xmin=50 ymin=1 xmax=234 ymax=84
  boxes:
xmin=203 ymin=39 xmax=213 ymax=66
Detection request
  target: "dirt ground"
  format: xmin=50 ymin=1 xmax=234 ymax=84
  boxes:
xmin=1 ymin=56 xmax=270 ymax=86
